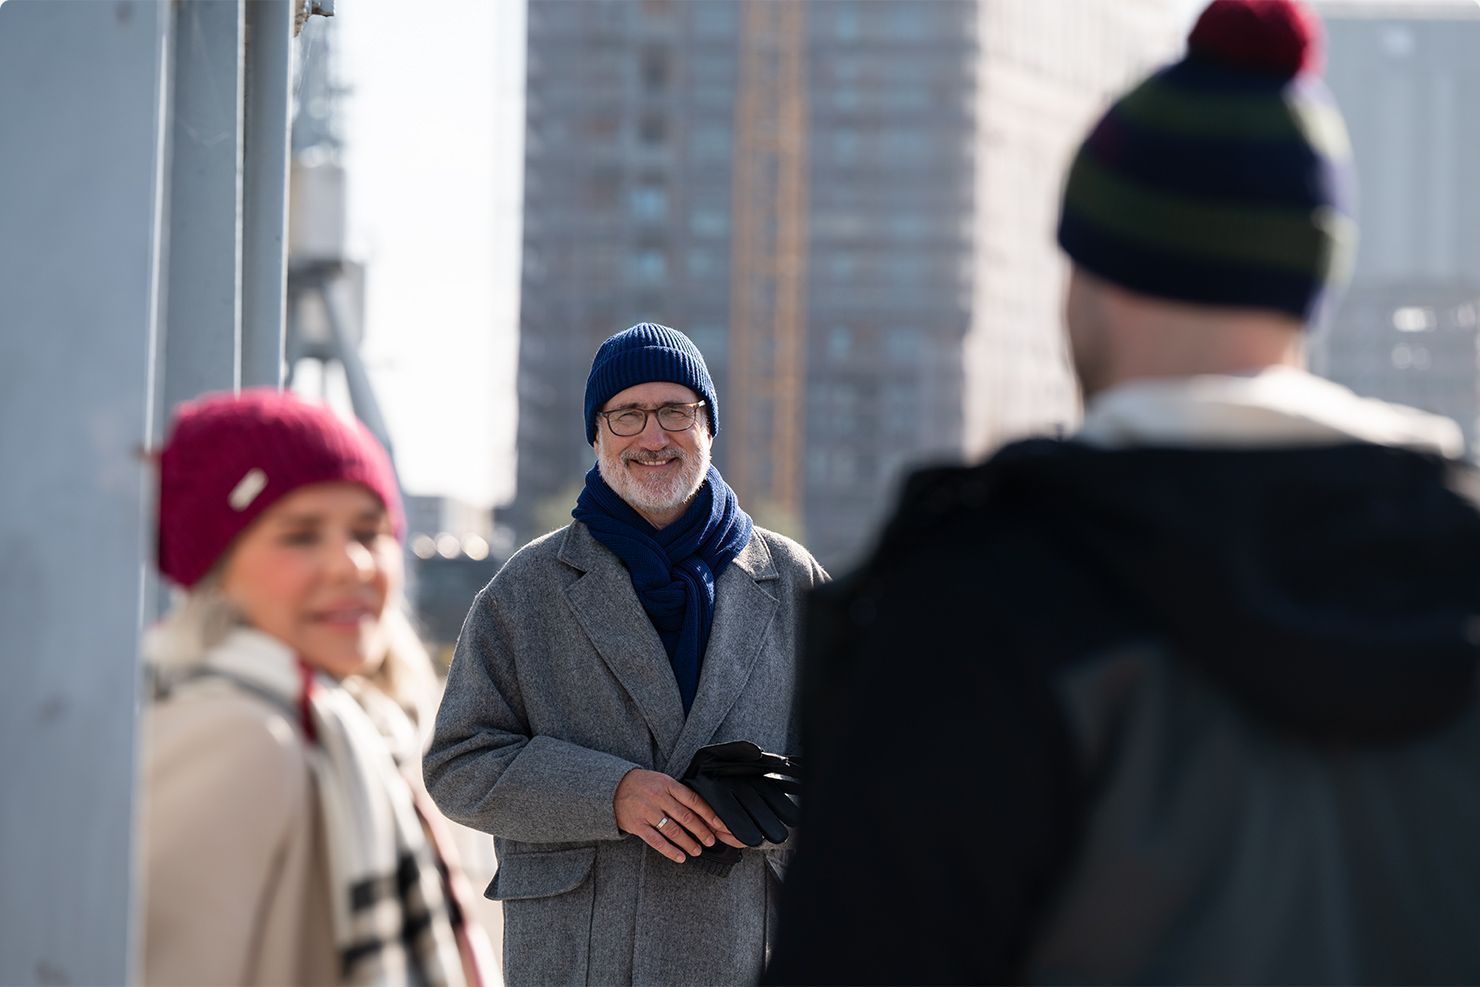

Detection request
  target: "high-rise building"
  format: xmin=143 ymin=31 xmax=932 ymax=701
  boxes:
xmin=794 ymin=2 xmax=978 ymax=566
xmin=512 ymin=0 xmax=749 ymax=545
xmin=966 ymin=1 xmax=1183 ymax=457
xmin=513 ymin=0 xmax=1182 ymax=569
xmin=1311 ymin=3 xmax=1480 ymax=452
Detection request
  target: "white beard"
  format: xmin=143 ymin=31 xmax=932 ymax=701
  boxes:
xmin=597 ymin=440 xmax=710 ymax=522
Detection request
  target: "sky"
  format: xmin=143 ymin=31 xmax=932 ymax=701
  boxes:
xmin=336 ymin=0 xmax=526 ymax=509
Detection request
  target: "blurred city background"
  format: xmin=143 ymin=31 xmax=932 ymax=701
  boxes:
xmin=2 ymin=1 xmax=1478 ymax=980
xmin=332 ymin=0 xmax=1480 ymax=658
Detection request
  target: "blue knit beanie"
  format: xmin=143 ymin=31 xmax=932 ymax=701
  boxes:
xmin=1057 ymin=0 xmax=1356 ymax=323
xmin=584 ymin=323 xmax=719 ymax=444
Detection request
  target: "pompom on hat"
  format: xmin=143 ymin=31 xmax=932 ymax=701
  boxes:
xmin=1187 ymin=0 xmax=1322 ymax=77
xmin=583 ymin=323 xmax=719 ymax=444
xmin=157 ymin=388 xmax=403 ymax=588
xmin=1057 ymin=0 xmax=1355 ymax=323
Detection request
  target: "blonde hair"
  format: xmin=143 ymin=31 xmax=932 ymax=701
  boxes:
xmin=147 ymin=572 xmax=439 ymax=730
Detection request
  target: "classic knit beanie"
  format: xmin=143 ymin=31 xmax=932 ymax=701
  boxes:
xmin=157 ymin=388 xmax=404 ymax=588
xmin=584 ymin=323 xmax=719 ymax=443
xmin=1057 ymin=0 xmax=1356 ymax=323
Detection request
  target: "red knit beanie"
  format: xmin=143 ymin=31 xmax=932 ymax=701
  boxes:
xmin=157 ymin=388 xmax=404 ymax=588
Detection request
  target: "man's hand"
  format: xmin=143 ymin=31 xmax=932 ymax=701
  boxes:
xmin=614 ymin=768 xmax=747 ymax=862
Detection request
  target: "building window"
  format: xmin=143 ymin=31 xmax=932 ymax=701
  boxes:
xmin=691 ymin=124 xmax=731 ymax=161
xmin=832 ymin=129 xmax=860 ymax=164
xmin=881 ymin=131 xmax=931 ymax=164
xmin=888 ymin=256 xmax=928 ymax=286
xmin=885 ymin=328 xmax=920 ymax=361
xmin=641 ymin=46 xmax=669 ymax=91
xmin=638 ymin=113 xmax=667 ymax=146
xmin=582 ymin=113 xmax=619 ymax=142
xmin=586 ymin=176 xmax=618 ymax=210
xmin=689 ymin=205 xmax=729 ymax=237
xmin=887 ymin=215 xmax=923 ymax=240
xmin=688 ymin=249 xmax=720 ymax=280
xmin=629 ymin=185 xmax=667 ymax=223
xmin=829 ymin=254 xmax=857 ymax=281
xmin=890 ymin=4 xmax=926 ymax=41
xmin=692 ymin=1 xmax=736 ymax=38
xmin=828 ymin=326 xmax=853 ymax=360
xmin=834 ymin=5 xmax=861 ymax=41
xmin=630 ymin=249 xmax=667 ymax=285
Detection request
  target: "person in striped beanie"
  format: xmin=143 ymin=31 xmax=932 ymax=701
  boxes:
xmin=768 ymin=2 xmax=1480 ymax=983
xmin=1058 ymin=0 xmax=1355 ymax=334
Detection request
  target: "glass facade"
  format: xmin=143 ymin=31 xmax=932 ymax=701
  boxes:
xmin=1310 ymin=10 xmax=1480 ymax=454
xmin=514 ymin=0 xmax=1180 ymax=567
xmin=512 ymin=0 xmax=977 ymax=570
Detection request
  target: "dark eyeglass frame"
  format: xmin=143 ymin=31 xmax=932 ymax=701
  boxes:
xmin=595 ymin=400 xmax=706 ymax=437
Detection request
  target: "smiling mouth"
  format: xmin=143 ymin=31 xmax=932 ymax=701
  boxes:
xmin=314 ymin=608 xmax=374 ymax=627
xmin=624 ymin=448 xmax=683 ymax=468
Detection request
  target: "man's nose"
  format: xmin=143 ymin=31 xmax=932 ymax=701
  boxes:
xmin=636 ymin=413 xmax=670 ymax=447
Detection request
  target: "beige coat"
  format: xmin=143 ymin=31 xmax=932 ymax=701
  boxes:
xmin=139 ymin=680 xmax=339 ymax=986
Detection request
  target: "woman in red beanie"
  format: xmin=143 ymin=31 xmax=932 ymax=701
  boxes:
xmin=139 ymin=388 xmax=493 ymax=987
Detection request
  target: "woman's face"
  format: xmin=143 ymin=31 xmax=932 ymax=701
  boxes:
xmin=221 ymin=482 xmax=401 ymax=679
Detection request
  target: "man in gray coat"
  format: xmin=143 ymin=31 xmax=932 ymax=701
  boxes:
xmin=426 ymin=323 xmax=827 ymax=986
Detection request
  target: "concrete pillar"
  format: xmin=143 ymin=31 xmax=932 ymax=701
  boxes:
xmin=0 ymin=1 xmax=172 ymax=982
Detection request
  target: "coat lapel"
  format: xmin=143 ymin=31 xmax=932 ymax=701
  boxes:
xmin=663 ymin=531 xmax=780 ymax=776
xmin=560 ymin=524 xmax=686 ymax=760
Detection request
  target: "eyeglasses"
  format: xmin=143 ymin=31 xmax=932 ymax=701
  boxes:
xmin=596 ymin=401 xmax=706 ymax=437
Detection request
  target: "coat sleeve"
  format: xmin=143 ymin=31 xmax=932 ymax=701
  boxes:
xmin=423 ymin=584 xmax=640 ymax=844
xmin=141 ymin=696 xmax=312 ymax=986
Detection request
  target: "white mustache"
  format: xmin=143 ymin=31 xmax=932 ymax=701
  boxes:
xmin=622 ymin=448 xmax=685 ymax=465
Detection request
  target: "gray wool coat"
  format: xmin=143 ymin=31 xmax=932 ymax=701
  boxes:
xmin=424 ymin=521 xmax=827 ymax=987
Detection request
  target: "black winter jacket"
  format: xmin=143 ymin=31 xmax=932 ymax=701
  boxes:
xmin=767 ymin=438 xmax=1480 ymax=985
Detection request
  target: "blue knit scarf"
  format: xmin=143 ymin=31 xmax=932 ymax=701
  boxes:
xmin=573 ymin=463 xmax=754 ymax=714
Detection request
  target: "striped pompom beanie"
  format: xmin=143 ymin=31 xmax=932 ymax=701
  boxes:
xmin=1057 ymin=0 xmax=1356 ymax=323
xmin=584 ymin=323 xmax=719 ymax=443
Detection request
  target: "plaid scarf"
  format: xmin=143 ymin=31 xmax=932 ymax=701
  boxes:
xmin=181 ymin=630 xmax=469 ymax=986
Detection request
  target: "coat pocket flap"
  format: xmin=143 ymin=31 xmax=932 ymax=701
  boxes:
xmin=486 ymin=847 xmax=597 ymax=901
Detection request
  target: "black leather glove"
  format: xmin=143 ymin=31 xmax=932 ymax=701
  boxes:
xmin=682 ymin=741 xmax=801 ymax=848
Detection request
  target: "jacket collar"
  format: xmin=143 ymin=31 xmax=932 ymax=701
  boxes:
xmin=558 ymin=521 xmax=780 ymax=772
xmin=1078 ymin=367 xmax=1464 ymax=456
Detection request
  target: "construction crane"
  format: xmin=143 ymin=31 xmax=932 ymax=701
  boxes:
xmin=727 ymin=0 xmax=809 ymax=526
xmin=284 ymin=13 xmax=396 ymax=463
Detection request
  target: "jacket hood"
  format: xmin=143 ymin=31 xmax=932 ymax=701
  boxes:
xmin=892 ymin=439 xmax=1480 ymax=744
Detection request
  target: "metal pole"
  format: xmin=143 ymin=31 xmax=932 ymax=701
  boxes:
xmin=163 ymin=0 xmax=246 ymax=410
xmin=242 ymin=0 xmax=295 ymax=388
xmin=0 ymin=2 xmax=172 ymax=983
xmin=322 ymin=274 xmax=397 ymax=458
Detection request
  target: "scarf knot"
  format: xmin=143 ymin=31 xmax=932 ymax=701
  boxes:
xmin=573 ymin=464 xmax=754 ymax=713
